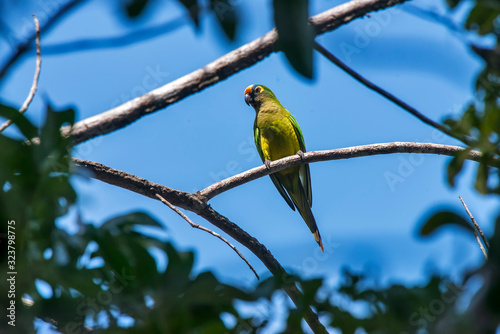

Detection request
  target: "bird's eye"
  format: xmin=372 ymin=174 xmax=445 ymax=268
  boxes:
xmin=255 ymin=86 xmax=263 ymax=94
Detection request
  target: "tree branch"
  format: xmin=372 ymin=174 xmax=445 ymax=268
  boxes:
xmin=72 ymin=157 xmax=327 ymax=333
xmin=200 ymin=142 xmax=486 ymax=201
xmin=0 ymin=0 xmax=85 ymax=81
xmin=155 ymin=193 xmax=259 ymax=280
xmin=313 ymin=41 xmax=477 ymax=149
xmin=0 ymin=15 xmax=41 ymax=133
xmin=72 ymin=140 xmax=487 ymax=333
xmin=459 ymin=195 xmax=489 ymax=260
xmin=64 ymin=0 xmax=410 ymax=145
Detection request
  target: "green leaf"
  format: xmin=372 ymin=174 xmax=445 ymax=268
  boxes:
xmin=488 ymin=214 xmax=500 ymax=263
xmin=163 ymin=242 xmax=194 ymax=281
xmin=39 ymin=105 xmax=74 ymax=154
xmin=419 ymin=210 xmax=473 ymax=237
xmin=447 ymin=148 xmax=472 ymax=187
xmin=127 ymin=238 xmax=160 ymax=286
xmin=0 ymin=103 xmax=38 ymax=139
xmin=300 ymin=278 xmax=322 ymax=305
xmin=123 ymin=0 xmax=150 ymax=18
xmin=474 ymin=155 xmax=489 ymax=194
xmin=179 ymin=0 xmax=200 ymax=28
xmin=465 ymin=3 xmax=500 ymax=36
xmin=445 ymin=0 xmax=461 ymax=9
xmin=273 ymin=0 xmax=313 ymax=79
xmin=101 ymin=211 xmax=163 ymax=234
xmin=210 ymin=0 xmax=238 ymax=40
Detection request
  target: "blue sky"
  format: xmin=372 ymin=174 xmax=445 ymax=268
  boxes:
xmin=1 ymin=0 xmax=499 ymax=329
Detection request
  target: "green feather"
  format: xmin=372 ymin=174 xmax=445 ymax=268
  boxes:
xmin=245 ymin=84 xmax=323 ymax=251
xmin=253 ymin=126 xmax=295 ymax=210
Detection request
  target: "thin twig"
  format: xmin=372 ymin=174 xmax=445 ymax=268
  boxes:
xmin=64 ymin=0 xmax=410 ymax=145
xmin=313 ymin=41 xmax=477 ymax=149
xmin=0 ymin=15 xmax=41 ymax=133
xmin=459 ymin=195 xmax=489 ymax=260
xmin=155 ymin=193 xmax=259 ymax=280
xmin=199 ymin=142 xmax=487 ymax=201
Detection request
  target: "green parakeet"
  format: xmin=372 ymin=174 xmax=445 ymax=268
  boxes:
xmin=244 ymin=84 xmax=324 ymax=252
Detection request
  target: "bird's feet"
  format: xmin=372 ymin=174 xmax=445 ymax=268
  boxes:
xmin=264 ymin=159 xmax=272 ymax=170
xmin=296 ymin=150 xmax=305 ymax=161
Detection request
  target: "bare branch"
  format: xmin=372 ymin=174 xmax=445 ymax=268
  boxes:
xmin=0 ymin=0 xmax=85 ymax=80
xmin=313 ymin=41 xmax=477 ymax=149
xmin=200 ymin=142 xmax=487 ymax=201
xmin=459 ymin=195 xmax=489 ymax=260
xmin=65 ymin=0 xmax=410 ymax=145
xmin=155 ymin=193 xmax=259 ymax=280
xmin=73 ymin=157 xmax=327 ymax=333
xmin=0 ymin=15 xmax=41 ymax=133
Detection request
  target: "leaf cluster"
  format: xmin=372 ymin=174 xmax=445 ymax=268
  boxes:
xmin=444 ymin=0 xmax=500 ymax=194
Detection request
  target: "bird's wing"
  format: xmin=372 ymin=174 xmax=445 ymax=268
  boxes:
xmin=254 ymin=125 xmax=295 ymax=210
xmin=288 ymin=113 xmax=312 ymax=207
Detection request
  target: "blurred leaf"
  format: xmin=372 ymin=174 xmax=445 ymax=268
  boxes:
xmin=163 ymin=242 xmax=194 ymax=283
xmin=210 ymin=0 xmax=238 ymax=40
xmin=447 ymin=148 xmax=472 ymax=187
xmin=465 ymin=3 xmax=500 ymax=36
xmin=101 ymin=211 xmax=163 ymax=234
xmin=0 ymin=103 xmax=37 ymax=139
xmin=123 ymin=0 xmax=150 ymax=18
xmin=39 ymin=104 xmax=74 ymax=155
xmin=273 ymin=0 xmax=313 ymax=78
xmin=179 ymin=0 xmax=200 ymax=28
xmin=420 ymin=210 xmax=473 ymax=236
xmin=472 ymin=45 xmax=500 ymax=70
xmin=474 ymin=155 xmax=490 ymax=193
xmin=488 ymin=214 xmax=500 ymax=263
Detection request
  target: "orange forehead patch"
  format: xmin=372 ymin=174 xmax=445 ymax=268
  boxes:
xmin=244 ymin=85 xmax=253 ymax=95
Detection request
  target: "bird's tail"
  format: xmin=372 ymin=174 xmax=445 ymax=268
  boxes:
xmin=290 ymin=183 xmax=324 ymax=252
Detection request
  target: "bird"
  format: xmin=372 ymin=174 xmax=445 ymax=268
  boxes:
xmin=244 ymin=84 xmax=324 ymax=252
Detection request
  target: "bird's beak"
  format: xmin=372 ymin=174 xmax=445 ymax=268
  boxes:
xmin=244 ymin=93 xmax=252 ymax=106
xmin=244 ymin=86 xmax=253 ymax=106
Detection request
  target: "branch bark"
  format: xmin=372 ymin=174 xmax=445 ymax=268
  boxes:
xmin=64 ymin=0 xmax=410 ymax=145
xmin=459 ymin=195 xmax=489 ymax=260
xmin=200 ymin=142 xmax=486 ymax=201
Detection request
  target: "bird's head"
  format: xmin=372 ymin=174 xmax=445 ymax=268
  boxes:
xmin=244 ymin=84 xmax=278 ymax=110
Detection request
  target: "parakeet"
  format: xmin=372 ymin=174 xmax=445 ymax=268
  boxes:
xmin=244 ymin=84 xmax=324 ymax=252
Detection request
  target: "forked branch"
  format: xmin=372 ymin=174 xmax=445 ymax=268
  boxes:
xmin=73 ymin=157 xmax=326 ymax=333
